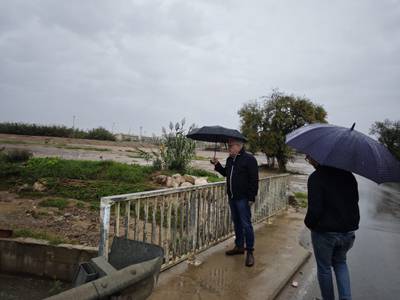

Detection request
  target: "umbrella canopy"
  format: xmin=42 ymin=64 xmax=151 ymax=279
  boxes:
xmin=286 ymin=123 xmax=400 ymax=184
xmin=187 ymin=125 xmax=247 ymax=143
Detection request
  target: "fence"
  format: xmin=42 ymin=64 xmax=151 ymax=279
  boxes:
xmin=99 ymin=174 xmax=289 ymax=269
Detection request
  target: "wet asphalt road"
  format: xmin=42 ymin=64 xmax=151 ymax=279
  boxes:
xmin=288 ymin=177 xmax=400 ymax=300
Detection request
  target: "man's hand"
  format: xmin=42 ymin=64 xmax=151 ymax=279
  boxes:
xmin=210 ymin=157 xmax=219 ymax=165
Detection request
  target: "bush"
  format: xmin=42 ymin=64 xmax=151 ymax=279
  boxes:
xmin=85 ymin=127 xmax=116 ymax=141
xmin=1 ymin=148 xmax=33 ymax=162
xmin=0 ymin=122 xmax=81 ymax=138
xmin=136 ymin=119 xmax=196 ymax=172
xmin=161 ymin=120 xmax=196 ymax=171
xmin=0 ymin=122 xmax=116 ymax=141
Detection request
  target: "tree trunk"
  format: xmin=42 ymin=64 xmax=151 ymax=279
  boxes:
xmin=277 ymin=157 xmax=287 ymax=172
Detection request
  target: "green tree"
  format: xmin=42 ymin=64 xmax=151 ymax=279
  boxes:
xmin=370 ymin=119 xmax=400 ymax=161
xmin=238 ymin=101 xmax=263 ymax=154
xmin=238 ymin=90 xmax=327 ymax=171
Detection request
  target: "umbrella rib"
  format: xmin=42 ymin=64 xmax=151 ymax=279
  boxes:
xmin=321 ymin=130 xmax=351 ymax=165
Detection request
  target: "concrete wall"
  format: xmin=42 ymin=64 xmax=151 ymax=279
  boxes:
xmin=0 ymin=237 xmax=97 ymax=282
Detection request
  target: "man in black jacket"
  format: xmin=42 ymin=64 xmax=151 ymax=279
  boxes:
xmin=211 ymin=138 xmax=259 ymax=267
xmin=305 ymin=154 xmax=360 ymax=300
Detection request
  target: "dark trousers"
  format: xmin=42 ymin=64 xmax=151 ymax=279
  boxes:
xmin=311 ymin=230 xmax=356 ymax=300
xmin=229 ymin=199 xmax=255 ymax=251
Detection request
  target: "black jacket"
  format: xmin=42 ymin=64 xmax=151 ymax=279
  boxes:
xmin=214 ymin=148 xmax=259 ymax=202
xmin=305 ymin=165 xmax=360 ymax=232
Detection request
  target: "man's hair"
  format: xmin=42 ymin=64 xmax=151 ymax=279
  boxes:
xmin=228 ymin=138 xmax=244 ymax=146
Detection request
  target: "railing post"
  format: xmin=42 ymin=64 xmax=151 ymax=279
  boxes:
xmin=99 ymin=197 xmax=112 ymax=259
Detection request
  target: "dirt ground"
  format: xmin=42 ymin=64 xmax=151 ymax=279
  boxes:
xmin=0 ymin=190 xmax=101 ymax=246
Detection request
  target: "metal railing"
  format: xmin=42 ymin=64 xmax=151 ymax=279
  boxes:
xmin=99 ymin=174 xmax=289 ymax=269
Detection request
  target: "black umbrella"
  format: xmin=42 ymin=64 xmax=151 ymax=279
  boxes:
xmin=187 ymin=125 xmax=247 ymax=158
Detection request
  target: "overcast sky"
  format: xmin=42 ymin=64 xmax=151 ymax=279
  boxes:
xmin=0 ymin=0 xmax=399 ymax=136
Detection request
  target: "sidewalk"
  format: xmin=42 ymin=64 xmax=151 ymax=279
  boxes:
xmin=149 ymin=208 xmax=311 ymax=300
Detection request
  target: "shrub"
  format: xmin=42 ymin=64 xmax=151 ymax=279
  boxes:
xmin=85 ymin=127 xmax=115 ymax=141
xmin=3 ymin=148 xmax=33 ymax=162
xmin=0 ymin=122 xmax=116 ymax=141
xmin=136 ymin=119 xmax=196 ymax=172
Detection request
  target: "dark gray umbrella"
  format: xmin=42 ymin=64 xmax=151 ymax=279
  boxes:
xmin=187 ymin=125 xmax=247 ymax=158
xmin=187 ymin=125 xmax=247 ymax=143
xmin=286 ymin=123 xmax=400 ymax=184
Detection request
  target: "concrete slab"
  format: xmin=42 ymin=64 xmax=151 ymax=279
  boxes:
xmin=149 ymin=209 xmax=310 ymax=300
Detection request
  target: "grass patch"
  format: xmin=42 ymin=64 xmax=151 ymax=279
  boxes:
xmin=39 ymin=198 xmax=69 ymax=209
xmin=75 ymin=201 xmax=86 ymax=209
xmin=0 ymin=157 xmax=157 ymax=204
xmin=294 ymin=192 xmax=308 ymax=208
xmin=194 ymin=155 xmax=209 ymax=161
xmin=22 ymin=157 xmax=153 ymax=182
xmin=12 ymin=228 xmax=66 ymax=245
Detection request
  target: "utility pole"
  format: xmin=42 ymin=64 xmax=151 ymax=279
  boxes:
xmin=111 ymin=122 xmax=115 ymax=134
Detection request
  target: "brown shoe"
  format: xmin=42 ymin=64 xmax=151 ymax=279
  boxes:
xmin=225 ymin=246 xmax=245 ymax=256
xmin=245 ymin=251 xmax=254 ymax=267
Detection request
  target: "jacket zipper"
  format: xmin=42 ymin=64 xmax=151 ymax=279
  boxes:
xmin=229 ymin=156 xmax=237 ymax=199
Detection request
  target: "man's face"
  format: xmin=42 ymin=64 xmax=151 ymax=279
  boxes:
xmin=228 ymin=140 xmax=242 ymax=156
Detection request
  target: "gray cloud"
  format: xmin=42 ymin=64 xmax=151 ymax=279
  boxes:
xmin=0 ymin=0 xmax=399 ymax=135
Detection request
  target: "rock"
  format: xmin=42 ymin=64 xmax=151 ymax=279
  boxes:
xmin=194 ymin=177 xmax=208 ymax=185
xmin=33 ymin=181 xmax=46 ymax=192
xmin=180 ymin=182 xmax=193 ymax=188
xmin=291 ymin=281 xmax=299 ymax=288
xmin=171 ymin=178 xmax=180 ymax=188
xmin=165 ymin=176 xmax=174 ymax=188
xmin=183 ymin=175 xmax=196 ymax=184
xmin=64 ymin=212 xmax=72 ymax=218
xmin=154 ymin=175 xmax=168 ymax=184
xmin=17 ymin=184 xmax=31 ymax=193
xmin=172 ymin=174 xmax=186 ymax=184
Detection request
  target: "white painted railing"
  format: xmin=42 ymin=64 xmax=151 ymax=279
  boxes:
xmin=99 ymin=174 xmax=289 ymax=269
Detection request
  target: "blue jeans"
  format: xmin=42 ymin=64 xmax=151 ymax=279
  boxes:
xmin=311 ymin=230 xmax=356 ymax=300
xmin=229 ymin=199 xmax=254 ymax=251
